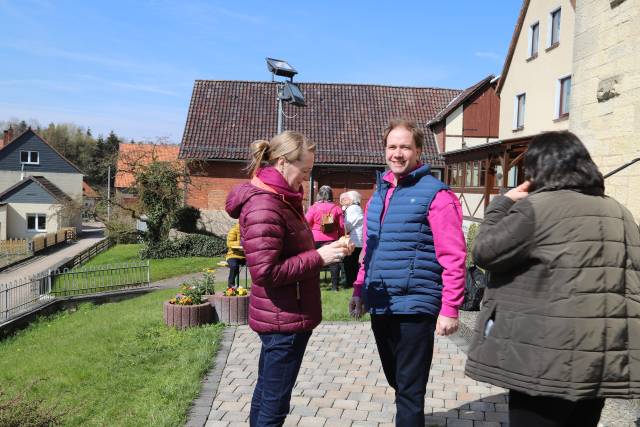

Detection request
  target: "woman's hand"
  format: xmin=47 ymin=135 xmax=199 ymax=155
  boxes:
xmin=317 ymin=240 xmax=350 ymax=266
xmin=505 ymin=181 xmax=531 ymax=202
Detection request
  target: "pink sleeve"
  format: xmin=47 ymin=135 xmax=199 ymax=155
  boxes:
xmin=336 ymin=205 xmax=345 ymax=234
xmin=429 ymin=190 xmax=466 ymax=318
xmin=352 ymin=200 xmax=371 ymax=297
xmin=305 ymin=205 xmax=315 ymax=227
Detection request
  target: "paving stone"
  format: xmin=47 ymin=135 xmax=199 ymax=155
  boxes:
xmin=198 ymin=323 xmax=511 ymax=426
xmin=341 ymin=409 xmax=369 ymax=421
xmin=447 ymin=420 xmax=474 ymax=427
xmin=333 ymin=399 xmax=359 ymax=410
xmin=324 ymin=418 xmax=352 ymax=427
xmin=317 ymin=407 xmax=343 ymax=419
xmin=298 ymin=416 xmax=327 ymax=426
xmin=291 ymin=405 xmax=319 ymax=417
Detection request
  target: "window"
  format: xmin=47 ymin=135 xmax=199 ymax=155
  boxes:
xmin=472 ymin=161 xmax=480 ymax=187
xmin=549 ymin=8 xmax=561 ymax=47
xmin=558 ymin=76 xmax=571 ymax=117
xmin=465 ymin=162 xmax=473 ymax=187
xmin=27 ymin=214 xmax=46 ymax=232
xmin=514 ymin=93 xmax=526 ymax=130
xmin=529 ymin=22 xmax=540 ymax=58
xmin=448 ymin=164 xmax=460 ymax=186
xmin=20 ymin=151 xmax=39 ymax=164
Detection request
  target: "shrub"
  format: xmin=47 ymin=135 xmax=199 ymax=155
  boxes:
xmin=139 ymin=233 xmax=225 ymax=259
xmin=466 ymin=223 xmax=480 ymax=267
xmin=105 ymin=219 xmax=140 ymax=244
xmin=172 ymin=206 xmax=201 ymax=233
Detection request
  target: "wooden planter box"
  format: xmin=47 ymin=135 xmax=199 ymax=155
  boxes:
xmin=163 ymin=301 xmax=213 ymax=329
xmin=211 ymin=294 xmax=249 ymax=325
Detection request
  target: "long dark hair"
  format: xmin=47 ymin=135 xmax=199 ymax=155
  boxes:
xmin=524 ymin=131 xmax=604 ymax=196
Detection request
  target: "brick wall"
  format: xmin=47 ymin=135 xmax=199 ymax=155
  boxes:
xmin=185 ymin=161 xmax=381 ymax=234
xmin=571 ymin=0 xmax=640 ymax=221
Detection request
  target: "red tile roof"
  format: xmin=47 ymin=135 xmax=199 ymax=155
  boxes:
xmin=115 ymin=143 xmax=182 ymax=188
xmin=179 ymin=81 xmax=461 ymax=168
xmin=82 ymin=180 xmax=100 ymax=198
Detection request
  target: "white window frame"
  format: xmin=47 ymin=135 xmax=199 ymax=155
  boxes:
xmin=528 ymin=21 xmax=540 ymax=58
xmin=27 ymin=213 xmax=47 ymax=232
xmin=20 ymin=150 xmax=40 ymax=165
xmin=555 ymin=74 xmax=572 ymax=118
xmin=513 ymin=93 xmax=526 ymax=130
xmin=548 ymin=7 xmax=561 ymax=48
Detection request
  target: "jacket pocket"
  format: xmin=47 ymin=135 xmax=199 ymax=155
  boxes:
xmin=467 ymin=301 xmax=497 ymax=362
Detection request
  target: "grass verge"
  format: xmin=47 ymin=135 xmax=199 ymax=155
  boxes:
xmin=319 ymin=279 xmax=369 ymax=322
xmin=81 ymin=244 xmax=223 ymax=282
xmin=0 ymin=289 xmax=223 ymax=426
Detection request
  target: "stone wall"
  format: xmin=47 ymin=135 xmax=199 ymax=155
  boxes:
xmin=571 ymin=0 xmax=640 ymax=221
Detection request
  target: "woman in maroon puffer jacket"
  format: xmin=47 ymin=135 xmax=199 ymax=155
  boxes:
xmin=226 ymin=131 xmax=352 ymax=427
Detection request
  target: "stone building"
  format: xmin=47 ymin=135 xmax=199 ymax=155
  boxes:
xmin=570 ymin=0 xmax=640 ymax=221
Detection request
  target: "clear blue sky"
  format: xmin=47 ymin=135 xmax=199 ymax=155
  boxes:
xmin=0 ymin=0 xmax=521 ymax=143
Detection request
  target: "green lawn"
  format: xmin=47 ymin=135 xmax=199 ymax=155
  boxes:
xmin=0 ymin=289 xmax=223 ymax=427
xmin=320 ymin=278 xmax=369 ymax=322
xmin=82 ymin=244 xmax=223 ymax=282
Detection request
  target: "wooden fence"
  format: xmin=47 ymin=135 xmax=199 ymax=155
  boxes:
xmin=0 ymin=261 xmax=150 ymax=323
xmin=58 ymin=238 xmax=113 ymax=271
xmin=0 ymin=228 xmax=76 ymax=271
xmin=0 ymin=239 xmax=33 ymax=270
xmin=31 ymin=227 xmax=75 ymax=253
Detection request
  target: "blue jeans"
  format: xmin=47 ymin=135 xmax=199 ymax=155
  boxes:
xmin=250 ymin=331 xmax=312 ymax=427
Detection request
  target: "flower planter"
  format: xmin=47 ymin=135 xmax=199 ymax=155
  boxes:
xmin=211 ymin=294 xmax=249 ymax=325
xmin=163 ymin=301 xmax=213 ymax=329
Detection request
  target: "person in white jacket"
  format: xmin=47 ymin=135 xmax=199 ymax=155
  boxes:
xmin=340 ymin=190 xmax=364 ymax=287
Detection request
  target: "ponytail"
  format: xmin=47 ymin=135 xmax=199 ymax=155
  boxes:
xmin=246 ymin=139 xmax=270 ymax=177
xmin=245 ymin=131 xmax=316 ymax=177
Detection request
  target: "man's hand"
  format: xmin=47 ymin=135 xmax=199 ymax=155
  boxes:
xmin=504 ymin=181 xmax=531 ymax=202
xmin=435 ymin=315 xmax=458 ymax=336
xmin=349 ymin=296 xmax=364 ymax=318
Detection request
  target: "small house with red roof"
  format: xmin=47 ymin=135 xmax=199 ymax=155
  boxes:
xmin=114 ymin=143 xmax=182 ymax=207
xmin=178 ymin=80 xmax=461 ymax=232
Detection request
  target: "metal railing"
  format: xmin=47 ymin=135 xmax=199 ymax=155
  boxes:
xmin=0 ymin=261 xmax=150 ymax=323
xmin=51 ymin=261 xmax=150 ymax=297
xmin=57 ymin=238 xmax=113 ymax=271
xmin=604 ymin=157 xmax=640 ymax=179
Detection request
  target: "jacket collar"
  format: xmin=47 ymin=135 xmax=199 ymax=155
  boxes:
xmin=376 ymin=163 xmax=432 ymax=189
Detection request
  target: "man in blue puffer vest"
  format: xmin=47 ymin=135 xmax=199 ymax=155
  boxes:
xmin=349 ymin=119 xmax=466 ymax=427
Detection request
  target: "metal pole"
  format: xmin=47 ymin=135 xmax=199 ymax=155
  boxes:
xmin=277 ymin=83 xmax=283 ymax=134
xmin=107 ymin=165 xmax=111 ymax=221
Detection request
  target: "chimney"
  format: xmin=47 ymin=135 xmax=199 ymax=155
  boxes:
xmin=2 ymin=126 xmax=14 ymax=149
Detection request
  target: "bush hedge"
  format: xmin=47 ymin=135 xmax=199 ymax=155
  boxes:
xmin=140 ymin=233 xmax=226 ymax=259
xmin=172 ymin=206 xmax=201 ymax=233
xmin=105 ymin=220 xmax=140 ymax=244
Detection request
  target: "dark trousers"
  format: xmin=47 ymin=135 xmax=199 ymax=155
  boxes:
xmin=227 ymin=258 xmax=245 ymax=287
xmin=509 ymin=390 xmax=605 ymax=427
xmin=315 ymin=242 xmax=340 ymax=290
xmin=371 ymin=314 xmax=436 ymax=427
xmin=250 ymin=331 xmax=311 ymax=427
xmin=343 ymin=247 xmax=362 ymax=287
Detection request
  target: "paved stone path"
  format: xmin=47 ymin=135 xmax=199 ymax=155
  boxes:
xmin=0 ymin=223 xmax=105 ymax=280
xmin=203 ymin=323 xmax=508 ymax=427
